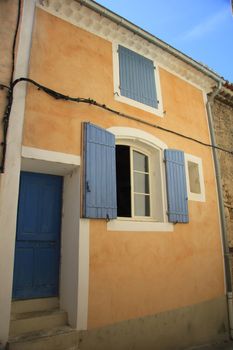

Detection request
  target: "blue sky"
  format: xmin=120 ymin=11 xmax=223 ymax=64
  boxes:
xmin=96 ymin=0 xmax=233 ymax=82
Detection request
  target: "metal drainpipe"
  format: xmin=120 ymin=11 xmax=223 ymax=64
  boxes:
xmin=206 ymin=82 xmax=233 ymax=339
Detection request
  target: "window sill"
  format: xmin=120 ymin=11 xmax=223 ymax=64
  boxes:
xmin=114 ymin=94 xmax=164 ymax=117
xmin=107 ymin=219 xmax=174 ymax=232
xmin=188 ymin=192 xmax=206 ymax=202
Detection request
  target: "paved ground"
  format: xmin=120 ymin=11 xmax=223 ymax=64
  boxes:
xmin=186 ymin=340 xmax=233 ymax=349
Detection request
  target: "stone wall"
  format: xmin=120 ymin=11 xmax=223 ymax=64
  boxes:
xmin=212 ymin=97 xmax=233 ymax=247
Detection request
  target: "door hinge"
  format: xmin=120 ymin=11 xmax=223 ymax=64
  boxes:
xmin=86 ymin=181 xmax=91 ymax=192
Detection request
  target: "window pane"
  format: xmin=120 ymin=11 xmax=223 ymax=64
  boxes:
xmin=188 ymin=161 xmax=201 ymax=194
xmin=134 ymin=194 xmax=150 ymax=216
xmin=133 ymin=151 xmax=148 ymax=172
xmin=134 ymin=172 xmax=149 ymax=194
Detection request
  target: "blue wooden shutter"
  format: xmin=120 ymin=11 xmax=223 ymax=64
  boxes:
xmin=83 ymin=123 xmax=117 ymax=219
xmin=118 ymin=45 xmax=158 ymax=108
xmin=164 ymin=149 xmax=189 ymax=223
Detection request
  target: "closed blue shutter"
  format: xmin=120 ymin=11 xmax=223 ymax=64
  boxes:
xmin=118 ymin=45 xmax=158 ymax=108
xmin=164 ymin=149 xmax=189 ymax=223
xmin=83 ymin=123 xmax=117 ymax=219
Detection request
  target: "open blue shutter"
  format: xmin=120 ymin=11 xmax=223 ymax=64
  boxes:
xmin=164 ymin=149 xmax=189 ymax=223
xmin=118 ymin=45 xmax=158 ymax=108
xmin=83 ymin=123 xmax=117 ymax=219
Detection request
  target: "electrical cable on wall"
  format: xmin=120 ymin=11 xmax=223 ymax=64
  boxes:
xmin=0 ymin=76 xmax=233 ymax=173
xmin=0 ymin=0 xmax=232 ymax=174
xmin=0 ymin=0 xmax=21 ymax=173
xmin=8 ymin=79 xmax=233 ymax=156
xmin=0 ymin=84 xmax=10 ymax=90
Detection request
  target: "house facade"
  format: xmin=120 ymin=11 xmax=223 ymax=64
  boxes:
xmin=0 ymin=1 xmax=231 ymax=349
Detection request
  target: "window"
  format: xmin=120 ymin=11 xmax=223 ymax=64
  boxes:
xmin=114 ymin=134 xmax=166 ymax=222
xmin=116 ymin=145 xmax=152 ymax=218
xmin=188 ymin=161 xmax=201 ymax=194
xmin=185 ymin=154 xmax=205 ymax=202
xmin=113 ymin=44 xmax=163 ymax=115
xmin=83 ymin=123 xmax=189 ymax=227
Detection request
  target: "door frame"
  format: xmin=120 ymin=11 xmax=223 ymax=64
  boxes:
xmin=16 ymin=146 xmax=89 ymax=330
xmin=13 ymin=171 xmax=63 ymax=300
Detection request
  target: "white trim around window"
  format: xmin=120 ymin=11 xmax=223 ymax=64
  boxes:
xmin=107 ymin=219 xmax=173 ymax=232
xmin=108 ymin=127 xmax=168 ymax=150
xmin=107 ymin=127 xmax=173 ymax=232
xmin=185 ymin=153 xmax=206 ymax=202
xmin=112 ymin=42 xmax=164 ymax=117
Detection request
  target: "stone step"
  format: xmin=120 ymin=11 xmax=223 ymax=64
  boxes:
xmin=9 ymin=309 xmax=68 ymax=337
xmin=7 ymin=326 xmax=79 ymax=350
xmin=11 ymin=297 xmax=59 ymax=314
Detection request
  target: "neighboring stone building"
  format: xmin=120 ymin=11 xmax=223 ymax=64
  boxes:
xmin=212 ymin=84 xmax=233 ymax=248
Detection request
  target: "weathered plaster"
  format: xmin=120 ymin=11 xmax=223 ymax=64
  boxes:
xmin=79 ymin=296 xmax=229 ymax=350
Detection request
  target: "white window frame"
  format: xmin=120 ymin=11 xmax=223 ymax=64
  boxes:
xmin=116 ymin=141 xmax=154 ymax=220
xmin=112 ymin=42 xmax=163 ymax=117
xmin=185 ymin=153 xmax=205 ymax=202
xmin=131 ymin=147 xmax=151 ymax=218
xmin=107 ymin=127 xmax=173 ymax=232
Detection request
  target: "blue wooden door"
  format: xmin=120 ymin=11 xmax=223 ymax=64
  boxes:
xmin=13 ymin=172 xmax=63 ymax=300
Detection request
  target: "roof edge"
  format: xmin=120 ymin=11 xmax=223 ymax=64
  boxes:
xmin=77 ymin=0 xmax=225 ymax=84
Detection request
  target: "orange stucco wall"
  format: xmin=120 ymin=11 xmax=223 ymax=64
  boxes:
xmin=23 ymin=8 xmax=225 ymax=329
